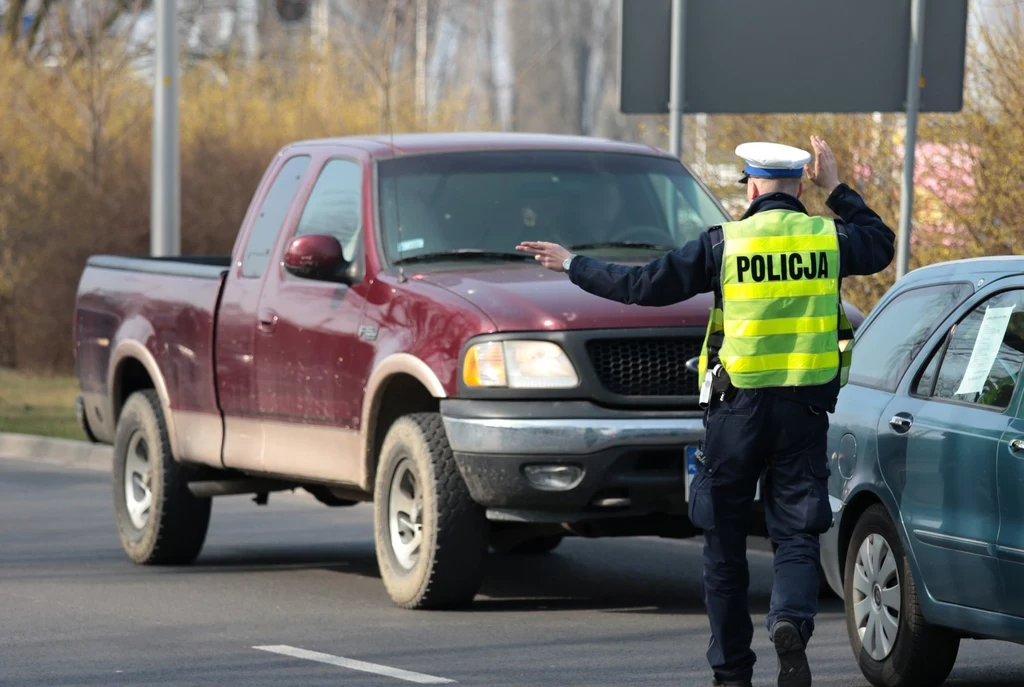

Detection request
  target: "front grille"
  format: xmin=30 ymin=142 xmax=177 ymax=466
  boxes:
xmin=585 ymin=337 xmax=702 ymax=397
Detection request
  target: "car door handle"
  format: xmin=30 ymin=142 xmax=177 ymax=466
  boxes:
xmin=889 ymin=414 xmax=913 ymax=433
xmin=257 ymin=309 xmax=278 ymax=334
xmin=1010 ymin=438 xmax=1024 ymax=454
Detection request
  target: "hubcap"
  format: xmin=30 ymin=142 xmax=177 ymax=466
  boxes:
xmin=123 ymin=432 xmax=153 ymax=530
xmin=388 ymin=459 xmax=423 ymax=570
xmin=852 ymin=533 xmax=901 ymax=661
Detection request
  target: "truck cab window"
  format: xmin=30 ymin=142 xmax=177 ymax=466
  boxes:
xmin=242 ymin=155 xmax=311 ymax=278
xmin=294 ymin=158 xmax=362 ymax=261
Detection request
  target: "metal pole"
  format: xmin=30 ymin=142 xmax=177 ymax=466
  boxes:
xmin=312 ymin=0 xmax=329 ymax=57
xmin=896 ymin=0 xmax=926 ymax=280
xmin=242 ymin=0 xmax=259 ymax=64
xmin=415 ymin=0 xmax=428 ymax=126
xmin=668 ymin=0 xmax=685 ymax=159
xmin=696 ymin=112 xmax=707 ymax=171
xmin=150 ymin=0 xmax=180 ymax=257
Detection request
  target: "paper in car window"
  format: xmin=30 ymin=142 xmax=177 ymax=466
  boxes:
xmin=398 ymin=238 xmax=425 ymax=253
xmin=955 ymin=305 xmax=1016 ymax=396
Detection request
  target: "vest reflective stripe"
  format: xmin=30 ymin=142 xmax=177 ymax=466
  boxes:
xmin=721 ymin=331 xmax=839 ymax=358
xmin=723 ymin=278 xmax=838 ymax=300
xmin=724 ymin=293 xmax=839 ymax=320
xmin=725 ymin=234 xmax=838 ymax=254
xmin=698 ymin=210 xmax=852 ymax=389
xmin=724 ymin=315 xmax=837 ymax=337
xmin=721 ymin=351 xmax=839 ymax=374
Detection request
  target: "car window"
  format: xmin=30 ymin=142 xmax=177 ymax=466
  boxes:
xmin=294 ymin=158 xmax=362 ymax=261
xmin=924 ymin=290 xmax=1024 ymax=410
xmin=913 ymin=345 xmax=944 ymax=397
xmin=848 ymin=282 xmax=972 ymax=392
xmin=648 ymin=173 xmax=725 ymax=239
xmin=377 ymin=150 xmax=730 ymax=263
xmin=242 ymin=155 xmax=311 ymax=278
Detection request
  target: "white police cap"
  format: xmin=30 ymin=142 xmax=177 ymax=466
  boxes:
xmin=735 ymin=142 xmax=812 ymax=183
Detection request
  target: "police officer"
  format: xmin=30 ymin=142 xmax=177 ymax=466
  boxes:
xmin=518 ymin=137 xmax=895 ymax=687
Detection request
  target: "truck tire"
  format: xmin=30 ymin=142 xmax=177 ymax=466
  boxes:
xmin=843 ymin=504 xmax=960 ymax=687
xmin=112 ymin=390 xmax=211 ymax=565
xmin=373 ymin=413 xmax=487 ymax=609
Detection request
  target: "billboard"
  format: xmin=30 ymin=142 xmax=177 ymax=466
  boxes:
xmin=620 ymin=0 xmax=968 ymax=114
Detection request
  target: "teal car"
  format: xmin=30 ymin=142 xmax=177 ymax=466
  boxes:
xmin=820 ymin=256 xmax=1024 ymax=686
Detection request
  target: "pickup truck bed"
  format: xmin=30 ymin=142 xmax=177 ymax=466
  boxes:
xmin=75 ymin=255 xmax=229 ymax=464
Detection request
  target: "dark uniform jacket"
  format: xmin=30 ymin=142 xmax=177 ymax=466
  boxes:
xmin=567 ymin=183 xmax=896 ymax=412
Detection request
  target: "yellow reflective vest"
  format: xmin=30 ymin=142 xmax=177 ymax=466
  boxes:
xmin=697 ymin=209 xmax=855 ymax=389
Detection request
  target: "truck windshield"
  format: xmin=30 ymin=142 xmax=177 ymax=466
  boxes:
xmin=377 ymin=150 xmax=730 ymax=265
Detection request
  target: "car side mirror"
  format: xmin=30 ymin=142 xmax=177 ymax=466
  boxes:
xmin=284 ymin=234 xmax=350 ymax=283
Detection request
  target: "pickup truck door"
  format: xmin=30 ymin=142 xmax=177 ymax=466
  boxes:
xmin=218 ymin=154 xmax=312 ymax=472
xmin=251 ymin=156 xmax=373 ymax=485
xmin=881 ymin=284 xmax=1024 ymax=615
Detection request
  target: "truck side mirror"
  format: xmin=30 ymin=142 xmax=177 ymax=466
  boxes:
xmin=284 ymin=234 xmax=350 ymax=283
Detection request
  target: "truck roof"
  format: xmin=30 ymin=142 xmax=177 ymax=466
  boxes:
xmin=288 ymin=132 xmax=675 ymax=159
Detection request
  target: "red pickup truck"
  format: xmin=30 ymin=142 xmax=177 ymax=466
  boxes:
xmin=74 ymin=133 xmax=864 ymax=609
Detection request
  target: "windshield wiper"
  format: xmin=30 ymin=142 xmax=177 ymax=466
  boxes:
xmin=569 ymin=241 xmax=676 ymax=252
xmin=394 ymin=249 xmax=535 ymax=265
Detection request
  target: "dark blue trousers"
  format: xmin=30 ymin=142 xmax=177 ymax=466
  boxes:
xmin=687 ymin=389 xmax=833 ymax=684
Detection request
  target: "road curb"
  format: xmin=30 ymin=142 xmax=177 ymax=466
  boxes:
xmin=0 ymin=432 xmax=111 ymax=471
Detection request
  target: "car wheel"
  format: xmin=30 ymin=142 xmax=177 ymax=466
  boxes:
xmin=112 ymin=390 xmax=211 ymax=565
xmin=844 ymin=504 xmax=960 ymax=687
xmin=373 ymin=413 xmax=487 ymax=609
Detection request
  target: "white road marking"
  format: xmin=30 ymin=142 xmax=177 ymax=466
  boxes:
xmin=253 ymin=645 xmax=456 ymax=684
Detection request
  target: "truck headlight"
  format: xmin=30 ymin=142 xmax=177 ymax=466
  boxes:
xmin=463 ymin=341 xmax=579 ymax=389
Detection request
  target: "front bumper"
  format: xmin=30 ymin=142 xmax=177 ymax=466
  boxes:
xmin=440 ymin=400 xmax=704 ymax=520
xmin=819 ymin=495 xmax=846 ymax=599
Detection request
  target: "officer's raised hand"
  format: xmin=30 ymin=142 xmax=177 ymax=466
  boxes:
xmin=804 ymin=135 xmax=840 ymax=193
xmin=516 ymin=241 xmax=572 ymax=272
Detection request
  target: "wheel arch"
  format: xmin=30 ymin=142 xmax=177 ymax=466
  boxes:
xmin=838 ymin=490 xmax=887 ymax=582
xmin=838 ymin=487 xmax=920 ymax=593
xmin=360 ymin=354 xmax=445 ymax=491
xmin=108 ymin=340 xmax=180 ymax=460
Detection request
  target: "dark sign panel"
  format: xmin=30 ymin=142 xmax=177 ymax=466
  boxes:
xmin=620 ymin=0 xmax=968 ymax=114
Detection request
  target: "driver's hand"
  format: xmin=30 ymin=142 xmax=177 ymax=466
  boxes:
xmin=516 ymin=241 xmax=571 ymax=272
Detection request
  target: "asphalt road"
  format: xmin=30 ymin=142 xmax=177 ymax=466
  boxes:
xmin=2 ymin=457 xmax=1023 ymax=687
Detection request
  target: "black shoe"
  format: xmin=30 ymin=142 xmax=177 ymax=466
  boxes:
xmin=712 ymin=680 xmax=752 ymax=687
xmin=773 ymin=620 xmax=811 ymax=687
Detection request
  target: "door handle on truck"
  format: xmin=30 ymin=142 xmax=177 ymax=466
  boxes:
xmin=257 ymin=309 xmax=278 ymax=334
xmin=1010 ymin=438 xmax=1024 ymax=454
